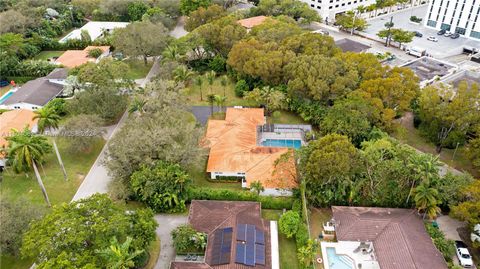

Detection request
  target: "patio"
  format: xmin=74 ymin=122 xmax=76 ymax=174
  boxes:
xmin=320 ymin=241 xmax=380 ymax=269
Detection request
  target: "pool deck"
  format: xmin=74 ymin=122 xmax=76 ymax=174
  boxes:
xmin=321 ymin=241 xmax=380 ymax=269
xmin=258 ymin=132 xmax=305 ymax=145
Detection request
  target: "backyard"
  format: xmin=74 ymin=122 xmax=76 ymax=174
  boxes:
xmin=262 ymin=209 xmax=299 ymax=269
xmin=33 ymin=51 xmax=65 ymax=61
xmin=267 ymin=110 xmax=308 ymax=125
xmin=309 ymin=208 xmax=333 ymax=269
xmin=124 ymin=59 xmax=153 ymax=80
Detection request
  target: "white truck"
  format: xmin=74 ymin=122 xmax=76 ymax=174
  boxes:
xmin=456 ymin=241 xmax=474 ymax=268
xmin=406 ymin=46 xmax=426 ymax=57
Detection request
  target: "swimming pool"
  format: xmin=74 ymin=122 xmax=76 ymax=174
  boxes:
xmin=261 ymin=139 xmax=302 ymax=149
xmin=326 ymin=247 xmax=354 ymax=269
xmin=0 ymin=91 xmax=14 ymax=104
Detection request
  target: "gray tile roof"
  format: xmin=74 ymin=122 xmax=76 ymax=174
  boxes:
xmin=332 ymin=206 xmax=448 ymax=269
xmin=335 ymin=38 xmax=371 ymax=53
xmin=45 ymin=68 xmax=68 ymax=79
xmin=4 ymin=78 xmax=63 ymax=106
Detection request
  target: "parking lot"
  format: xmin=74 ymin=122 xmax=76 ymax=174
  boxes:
xmin=361 ymin=5 xmax=480 ymax=59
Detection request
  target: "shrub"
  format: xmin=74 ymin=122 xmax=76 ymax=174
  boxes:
xmin=7 ymin=60 xmax=56 ymax=77
xmin=410 ymin=16 xmax=422 ymax=23
xmin=131 ymin=161 xmax=190 ymax=213
xmin=208 ymin=55 xmax=227 ymax=73
xmin=235 ymin=79 xmax=249 ymax=97
xmin=425 ymin=224 xmax=455 ymax=262
xmin=171 ymin=224 xmax=207 ymax=254
xmin=278 ymin=211 xmax=301 ymax=238
xmin=44 ymin=98 xmax=67 ymax=116
xmin=87 ymin=48 xmax=103 ymax=58
xmin=188 ymin=187 xmax=294 ymax=210
xmin=295 ymin=222 xmax=309 ymax=247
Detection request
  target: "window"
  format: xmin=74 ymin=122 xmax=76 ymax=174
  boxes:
xmin=311 ymin=4 xmax=314 ymax=7
xmin=329 ymin=6 xmax=333 ymax=9
xmin=342 ymin=3 xmax=345 ymax=6
xmin=440 ymin=23 xmax=451 ymax=30
xmin=348 ymin=1 xmax=351 ymax=4
xmin=335 ymin=4 xmax=339 ymax=7
xmin=470 ymin=31 xmax=480 ymax=39
xmin=427 ymin=20 xmax=437 ymax=27
xmin=455 ymin=27 xmax=466 ymax=35
xmin=317 ymin=6 xmax=321 ymax=9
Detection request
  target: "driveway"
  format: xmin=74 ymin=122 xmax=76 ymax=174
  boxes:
xmin=170 ymin=16 xmax=188 ymax=38
xmin=154 ymin=214 xmax=188 ymax=269
xmin=437 ymin=215 xmax=464 ymax=241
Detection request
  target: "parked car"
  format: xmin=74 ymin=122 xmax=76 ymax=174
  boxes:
xmin=455 ymin=241 xmax=473 ymax=268
xmin=427 ymin=36 xmax=438 ymax=42
xmin=451 ymin=33 xmax=460 ymax=39
xmin=444 ymin=31 xmax=453 ymax=37
xmin=414 ymin=31 xmax=423 ymax=37
xmin=0 ymin=80 xmax=9 ymax=87
xmin=437 ymin=29 xmax=446 ymax=35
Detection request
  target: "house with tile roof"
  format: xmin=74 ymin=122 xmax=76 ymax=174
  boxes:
xmin=320 ymin=206 xmax=448 ymax=269
xmin=56 ymin=46 xmax=110 ymax=68
xmin=0 ymin=109 xmax=38 ymax=169
xmin=170 ymin=200 xmax=279 ymax=269
xmin=203 ymin=108 xmax=310 ymax=196
xmin=237 ymin=16 xmax=268 ymax=30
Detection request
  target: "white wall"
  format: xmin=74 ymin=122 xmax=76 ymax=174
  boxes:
xmin=300 ymin=0 xmax=375 ymax=22
xmin=0 ymin=102 xmax=42 ymax=111
xmin=424 ymin=0 xmax=480 ymax=40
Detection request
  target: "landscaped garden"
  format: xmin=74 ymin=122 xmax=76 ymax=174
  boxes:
xmin=33 ymin=51 xmax=65 ymax=61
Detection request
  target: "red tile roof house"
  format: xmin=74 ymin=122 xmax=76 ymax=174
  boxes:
xmin=170 ymin=200 xmax=280 ymax=269
xmin=320 ymin=206 xmax=448 ymax=269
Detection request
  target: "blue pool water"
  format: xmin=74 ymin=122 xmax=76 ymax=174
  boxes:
xmin=261 ymin=139 xmax=302 ymax=149
xmin=326 ymin=247 xmax=354 ymax=269
xmin=0 ymin=91 xmax=13 ymax=104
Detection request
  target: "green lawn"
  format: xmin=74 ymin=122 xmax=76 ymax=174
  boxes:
xmin=124 ymin=59 xmax=153 ymax=80
xmin=262 ymin=209 xmax=300 ymax=269
xmin=184 ymin=78 xmax=258 ymax=107
xmin=1 ymin=138 xmax=105 ymax=205
xmin=267 ymin=110 xmax=308 ymax=125
xmin=309 ymin=208 xmax=333 ymax=269
xmin=0 ymin=255 xmax=33 ymax=269
xmin=393 ymin=113 xmax=479 ymax=178
xmin=144 ymin=236 xmax=161 ymax=269
xmin=33 ymin=51 xmax=65 ymax=61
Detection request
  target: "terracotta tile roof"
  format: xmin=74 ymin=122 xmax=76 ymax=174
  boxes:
xmin=203 ymin=108 xmax=297 ymax=189
xmin=56 ymin=46 xmax=110 ymax=68
xmin=332 ymin=206 xmax=448 ymax=269
xmin=0 ymin=109 xmax=38 ymax=153
xmin=171 ymin=200 xmax=271 ymax=269
xmin=237 ymin=16 xmax=268 ymax=28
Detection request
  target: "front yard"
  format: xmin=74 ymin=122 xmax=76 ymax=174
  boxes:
xmin=262 ymin=209 xmax=300 ymax=269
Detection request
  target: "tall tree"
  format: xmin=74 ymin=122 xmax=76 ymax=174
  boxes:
xmin=180 ymin=0 xmax=212 ymax=15
xmin=194 ymin=75 xmax=204 ymax=101
xmin=6 ymin=128 xmax=52 ymax=206
xmin=414 ymin=183 xmax=440 ymax=219
xmin=112 ymin=21 xmax=171 ymax=65
xmin=335 ymin=11 xmax=368 ymax=32
xmin=172 ymin=65 xmax=194 ymax=85
xmin=213 ymin=94 xmax=227 ymax=113
xmin=185 ymin=4 xmax=225 ymax=31
xmin=243 ymin=86 xmax=286 ymax=115
xmin=250 ymin=180 xmax=265 ymax=195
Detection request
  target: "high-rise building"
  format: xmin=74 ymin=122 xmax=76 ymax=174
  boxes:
xmin=300 ymin=0 xmax=375 ymax=23
xmin=425 ymin=0 xmax=480 ymax=40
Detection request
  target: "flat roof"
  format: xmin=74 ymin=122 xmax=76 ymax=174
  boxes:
xmin=401 ymin=56 xmax=456 ymax=82
xmin=333 ymin=206 xmax=448 ymax=269
xmin=204 ymin=108 xmax=297 ymax=189
xmin=440 ymin=69 xmax=480 ymax=88
xmin=59 ymin=21 xmax=129 ymax=43
xmin=56 ymin=46 xmax=109 ymax=68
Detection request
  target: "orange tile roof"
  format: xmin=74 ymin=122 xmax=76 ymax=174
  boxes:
xmin=0 ymin=109 xmax=38 ymax=154
xmin=237 ymin=16 xmax=268 ymax=29
xmin=204 ymin=108 xmax=297 ymax=189
xmin=56 ymin=46 xmax=110 ymax=68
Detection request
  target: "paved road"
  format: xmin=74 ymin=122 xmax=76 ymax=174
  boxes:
xmin=154 ymin=214 xmax=188 ymax=269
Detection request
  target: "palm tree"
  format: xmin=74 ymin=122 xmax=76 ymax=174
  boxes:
xmin=194 ymin=75 xmax=204 ymax=101
xmin=250 ymin=180 xmax=264 ymax=195
xmin=33 ymin=107 xmax=67 ymax=181
xmin=214 ymin=95 xmax=227 ymax=113
xmin=205 ymin=70 xmax=216 ymax=95
xmin=173 ymin=66 xmax=194 ymax=85
xmin=97 ymin=236 xmax=144 ymax=269
xmin=220 ymin=75 xmax=228 ymax=97
xmin=128 ymin=97 xmax=147 ymax=115
xmin=207 ymin=94 xmax=216 ymax=116
xmin=414 ymin=183 xmax=440 ymax=219
xmin=6 ymin=128 xmax=52 ymax=206
xmin=406 ymin=154 xmax=440 ymax=205
xmin=162 ymin=44 xmax=183 ymax=62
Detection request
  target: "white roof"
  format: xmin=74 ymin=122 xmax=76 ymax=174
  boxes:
xmin=59 ymin=21 xmax=129 ymax=43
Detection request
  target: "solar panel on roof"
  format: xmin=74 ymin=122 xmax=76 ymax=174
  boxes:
xmin=235 ymin=242 xmax=246 ymax=264
xmin=245 ymin=241 xmax=255 ymax=266
xmin=255 ymin=229 xmax=265 ymax=245
xmin=237 ymin=224 xmax=246 ymax=241
xmin=255 ymin=244 xmax=265 ymax=265
xmin=211 ymin=228 xmax=233 ymax=265
xmin=246 ymin=224 xmax=255 ymax=242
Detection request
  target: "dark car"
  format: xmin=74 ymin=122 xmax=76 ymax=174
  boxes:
xmin=0 ymin=80 xmax=9 ymax=87
xmin=451 ymin=33 xmax=460 ymax=39
xmin=414 ymin=31 xmax=423 ymax=37
xmin=437 ymin=29 xmax=446 ymax=35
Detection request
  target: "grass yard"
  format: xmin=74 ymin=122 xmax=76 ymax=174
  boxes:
xmin=262 ymin=209 xmax=300 ymax=269
xmin=184 ymin=78 xmax=258 ymax=107
xmin=144 ymin=236 xmax=161 ymax=269
xmin=33 ymin=51 xmax=64 ymax=61
xmin=394 ymin=113 xmax=479 ymax=178
xmin=124 ymin=59 xmax=153 ymax=80
xmin=309 ymin=208 xmax=333 ymax=269
xmin=0 ymin=255 xmax=34 ymax=269
xmin=267 ymin=110 xmax=308 ymax=125
xmin=0 ymin=138 xmax=105 ymax=206
xmin=187 ymin=155 xmax=242 ymax=190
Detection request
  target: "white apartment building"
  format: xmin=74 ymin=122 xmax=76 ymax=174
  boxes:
xmin=425 ymin=0 xmax=480 ymax=40
xmin=300 ymin=0 xmax=375 ymax=22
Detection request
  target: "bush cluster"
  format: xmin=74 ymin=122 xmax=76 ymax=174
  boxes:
xmin=425 ymin=224 xmax=456 ymax=262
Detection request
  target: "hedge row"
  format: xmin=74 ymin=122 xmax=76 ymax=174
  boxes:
xmin=188 ymin=188 xmax=294 ymax=210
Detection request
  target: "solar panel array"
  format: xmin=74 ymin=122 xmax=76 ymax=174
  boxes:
xmin=235 ymin=224 xmax=266 ymax=266
xmin=211 ymin=227 xmax=233 ymax=265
